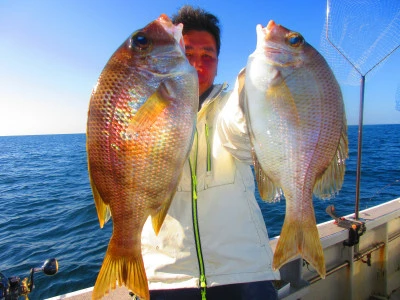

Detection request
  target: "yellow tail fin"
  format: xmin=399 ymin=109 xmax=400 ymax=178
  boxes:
xmin=273 ymin=217 xmax=326 ymax=278
xmin=92 ymin=247 xmax=149 ymax=300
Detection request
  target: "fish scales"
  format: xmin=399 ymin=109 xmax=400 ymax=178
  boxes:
xmin=86 ymin=15 xmax=198 ymax=299
xmin=243 ymin=20 xmax=348 ymax=278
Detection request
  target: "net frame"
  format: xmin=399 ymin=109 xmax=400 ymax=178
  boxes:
xmin=324 ymin=0 xmax=400 ymax=219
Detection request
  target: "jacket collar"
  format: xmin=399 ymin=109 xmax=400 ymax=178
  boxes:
xmin=199 ymin=83 xmax=228 ymax=111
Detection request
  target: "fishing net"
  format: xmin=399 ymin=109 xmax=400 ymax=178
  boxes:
xmin=320 ymin=0 xmax=400 ymax=217
xmin=320 ymin=0 xmax=400 ymax=85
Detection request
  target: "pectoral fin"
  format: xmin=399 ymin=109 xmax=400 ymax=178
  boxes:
xmin=127 ymin=81 xmax=172 ymax=134
xmin=266 ymin=78 xmax=299 ymax=125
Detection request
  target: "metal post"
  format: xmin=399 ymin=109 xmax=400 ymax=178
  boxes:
xmin=355 ymin=75 xmax=365 ymax=220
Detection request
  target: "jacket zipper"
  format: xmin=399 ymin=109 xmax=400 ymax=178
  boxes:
xmin=189 ymin=83 xmax=226 ymax=299
xmin=205 ymin=123 xmax=211 ymax=172
xmin=189 ymin=130 xmax=207 ymax=300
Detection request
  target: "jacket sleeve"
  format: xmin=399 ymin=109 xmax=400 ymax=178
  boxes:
xmin=217 ymin=75 xmax=253 ymax=164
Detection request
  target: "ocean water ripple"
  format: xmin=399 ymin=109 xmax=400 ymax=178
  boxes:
xmin=0 ymin=125 xmax=399 ymax=299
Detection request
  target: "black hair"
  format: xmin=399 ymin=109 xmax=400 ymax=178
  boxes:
xmin=171 ymin=5 xmax=221 ymax=56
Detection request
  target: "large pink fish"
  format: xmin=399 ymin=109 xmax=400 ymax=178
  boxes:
xmin=86 ymin=15 xmax=198 ymax=299
xmin=242 ymin=20 xmax=348 ymax=278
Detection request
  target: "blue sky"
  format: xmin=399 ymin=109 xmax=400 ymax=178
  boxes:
xmin=0 ymin=0 xmax=398 ymax=136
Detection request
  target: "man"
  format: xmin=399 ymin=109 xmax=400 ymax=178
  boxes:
xmin=140 ymin=5 xmax=280 ymax=299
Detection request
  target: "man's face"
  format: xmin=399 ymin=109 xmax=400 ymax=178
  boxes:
xmin=183 ymin=30 xmax=218 ymax=96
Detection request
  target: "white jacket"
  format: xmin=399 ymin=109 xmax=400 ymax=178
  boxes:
xmin=141 ymin=81 xmax=280 ymax=290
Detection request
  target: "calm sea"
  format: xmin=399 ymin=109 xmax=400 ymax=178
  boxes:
xmin=0 ymin=124 xmax=399 ymax=299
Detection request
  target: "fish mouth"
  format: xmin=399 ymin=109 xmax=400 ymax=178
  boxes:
xmin=262 ymin=20 xmax=277 ymax=39
xmin=256 ymin=21 xmax=285 ymax=56
xmin=157 ymin=14 xmax=185 ymax=52
xmin=266 ymin=20 xmax=277 ymax=31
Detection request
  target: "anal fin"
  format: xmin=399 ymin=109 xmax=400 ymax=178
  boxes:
xmin=151 ymin=196 xmax=174 ymax=236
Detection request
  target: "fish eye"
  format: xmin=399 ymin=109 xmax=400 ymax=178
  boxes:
xmin=130 ymin=32 xmax=151 ymax=50
xmin=287 ymin=33 xmax=304 ymax=48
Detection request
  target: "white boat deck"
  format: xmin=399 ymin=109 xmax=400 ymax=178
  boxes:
xmin=48 ymin=198 xmax=400 ymax=300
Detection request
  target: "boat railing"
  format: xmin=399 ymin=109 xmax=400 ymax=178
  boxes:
xmin=273 ymin=197 xmax=400 ymax=299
